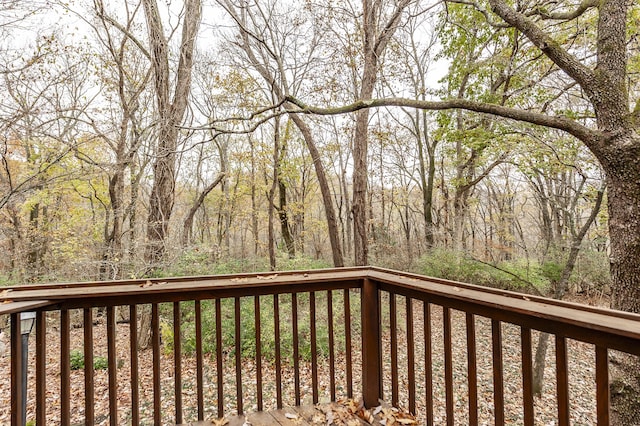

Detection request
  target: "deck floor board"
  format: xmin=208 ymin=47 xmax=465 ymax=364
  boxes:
xmin=178 ymin=405 xmax=381 ymax=425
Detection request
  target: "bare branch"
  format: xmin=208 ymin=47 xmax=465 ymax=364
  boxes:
xmin=285 ymin=95 xmax=599 ymax=144
xmin=527 ymin=0 xmax=599 ymax=21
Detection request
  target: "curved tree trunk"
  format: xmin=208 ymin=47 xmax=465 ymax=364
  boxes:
xmin=182 ymin=173 xmax=225 ymax=246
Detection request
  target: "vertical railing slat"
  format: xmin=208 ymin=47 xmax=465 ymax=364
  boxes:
xmin=274 ymin=294 xmax=283 ymax=409
xmin=36 ymin=311 xmax=47 ymax=426
xmin=83 ymin=308 xmax=94 ymax=426
xmin=215 ymin=298 xmax=224 ymax=418
xmin=107 ymin=306 xmax=117 ymax=426
xmin=596 ymin=346 xmax=610 ymax=426
xmin=151 ymin=304 xmax=161 ymax=426
xmin=173 ymin=302 xmax=182 ymax=424
xmin=234 ymin=297 xmax=243 ymax=415
xmin=310 ymin=291 xmax=319 ymax=404
xmin=424 ymin=302 xmax=433 ymax=426
xmin=390 ymin=292 xmax=399 ymax=407
xmin=10 ymin=313 xmax=22 ymax=426
xmin=556 ymin=335 xmax=570 ymax=426
xmin=443 ymin=307 xmax=454 ymax=426
xmin=292 ymin=292 xmax=301 ymax=406
xmin=129 ymin=305 xmax=139 ymax=426
xmin=492 ymin=319 xmax=505 ymax=426
xmin=255 ymin=295 xmax=263 ymax=411
xmin=328 ymin=290 xmax=336 ymax=401
xmin=195 ymin=301 xmax=204 ymax=421
xmin=521 ymin=327 xmax=534 ymax=426
xmin=406 ymin=297 xmax=416 ymax=414
xmin=344 ymin=288 xmax=353 ymax=399
xmin=61 ymin=309 xmax=70 ymax=426
xmin=466 ymin=313 xmax=478 ymax=426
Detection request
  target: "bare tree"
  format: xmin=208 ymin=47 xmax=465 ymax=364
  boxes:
xmin=143 ymin=0 xmax=202 ymax=270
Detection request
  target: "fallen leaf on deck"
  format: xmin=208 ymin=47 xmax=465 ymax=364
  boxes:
xmin=212 ymin=417 xmax=229 ymax=426
xmin=285 ymin=412 xmax=298 ymax=419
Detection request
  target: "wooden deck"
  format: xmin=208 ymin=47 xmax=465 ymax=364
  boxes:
xmin=179 ymin=405 xmax=382 ymax=425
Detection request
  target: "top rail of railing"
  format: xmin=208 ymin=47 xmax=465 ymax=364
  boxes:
xmin=2 ymin=266 xmax=639 ymax=354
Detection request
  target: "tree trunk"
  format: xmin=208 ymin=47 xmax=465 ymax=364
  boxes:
xmin=182 ymin=173 xmax=225 ymax=246
xmin=288 ymin=114 xmax=344 ymax=266
xmin=143 ymin=0 xmax=201 ymax=270
xmin=278 ymin=178 xmax=295 ymax=258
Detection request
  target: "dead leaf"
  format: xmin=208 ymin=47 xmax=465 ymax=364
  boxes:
xmin=231 ymin=277 xmax=248 ymax=283
xmin=139 ymin=280 xmax=153 ymax=288
xmin=285 ymin=412 xmax=298 ymax=419
xmin=212 ymin=417 xmax=229 ymax=426
xmin=0 ymin=289 xmax=12 ymax=297
xmin=256 ymin=274 xmax=279 ymax=280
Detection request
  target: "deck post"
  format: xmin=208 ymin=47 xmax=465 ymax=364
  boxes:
xmin=362 ymin=278 xmax=382 ymax=407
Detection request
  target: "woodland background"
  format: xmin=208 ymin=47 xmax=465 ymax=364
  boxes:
xmin=0 ymin=0 xmax=621 ymax=301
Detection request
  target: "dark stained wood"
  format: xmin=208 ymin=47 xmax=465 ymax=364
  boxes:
xmin=0 ymin=300 xmax=54 ymax=315
xmin=129 ymin=305 xmax=139 ymax=426
xmin=310 ymin=291 xmax=319 ymax=404
xmin=83 ymin=308 xmax=94 ymax=425
xmin=443 ymin=307 xmax=453 ymax=426
xmin=274 ymin=294 xmax=283 ymax=408
xmin=362 ymin=278 xmax=381 ymax=407
xmin=152 ymin=304 xmax=161 ymax=426
xmin=327 ymin=290 xmax=336 ymax=401
xmin=595 ymin=346 xmax=610 ymax=426
xmin=107 ymin=306 xmax=117 ymax=426
xmin=390 ymin=292 xmax=399 ymax=407
xmin=234 ymin=297 xmax=243 ymax=415
xmin=492 ymin=320 xmax=504 ymax=426
xmin=215 ymin=298 xmax=224 ymax=417
xmin=292 ymin=292 xmax=301 ymax=406
xmin=424 ymin=302 xmax=433 ymax=426
xmin=254 ymin=295 xmax=263 ymax=411
xmin=195 ymin=301 xmax=204 ymax=420
xmin=1 ymin=270 xmax=365 ymax=307
xmin=466 ymin=313 xmax=478 ymax=426
xmin=555 ymin=336 xmax=570 ymax=426
xmin=521 ymin=327 xmax=534 ymax=426
xmin=36 ymin=311 xmax=46 ymax=426
xmin=406 ymin=297 xmax=416 ymax=414
xmin=370 ymin=270 xmax=640 ymax=355
xmin=2 ymin=267 xmax=369 ymax=293
xmin=61 ymin=309 xmax=70 ymax=426
xmin=10 ymin=313 xmax=21 ymax=426
xmin=344 ymin=288 xmax=353 ymax=399
xmin=6 ymin=267 xmax=640 ymax=425
xmin=174 ymin=302 xmax=183 ymax=424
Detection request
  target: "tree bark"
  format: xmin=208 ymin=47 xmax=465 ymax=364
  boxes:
xmin=353 ymin=0 xmax=412 ymax=266
xmin=143 ymin=0 xmax=201 ymax=270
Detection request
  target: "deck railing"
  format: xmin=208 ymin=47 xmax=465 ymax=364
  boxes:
xmin=1 ymin=267 xmax=639 ymax=425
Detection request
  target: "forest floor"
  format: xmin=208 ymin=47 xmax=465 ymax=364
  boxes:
xmin=0 ymin=294 xmax=606 ymax=425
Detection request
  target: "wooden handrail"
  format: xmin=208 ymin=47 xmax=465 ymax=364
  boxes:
xmin=3 ymin=267 xmax=639 ymax=425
